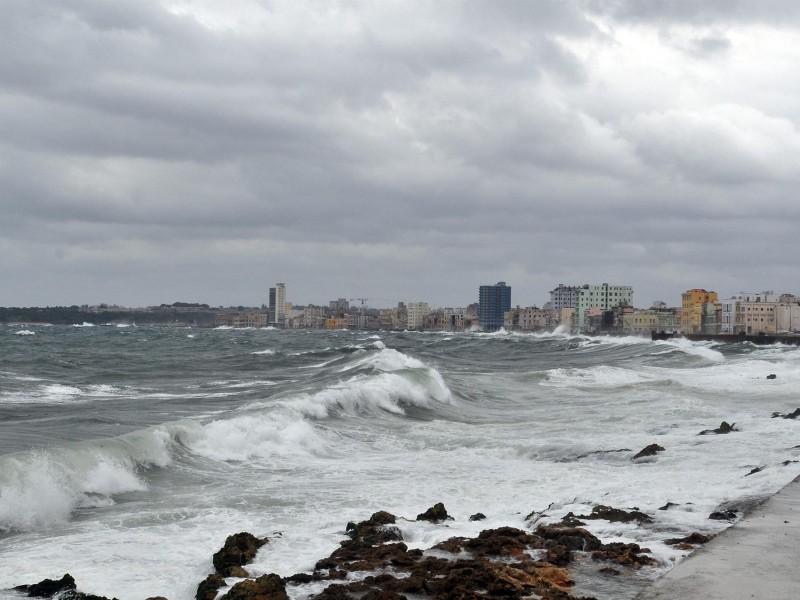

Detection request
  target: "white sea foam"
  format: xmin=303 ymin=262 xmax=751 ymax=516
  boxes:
xmin=72 ymin=322 xmax=95 ymax=327
xmin=250 ymin=349 xmax=275 ymax=355
xmin=342 ymin=346 xmax=426 ymax=373
xmin=14 ymin=330 xmax=35 ymax=336
xmin=0 ymin=424 xmax=189 ymax=532
xmin=543 ymin=365 xmax=657 ymax=388
xmin=188 ymin=414 xmax=325 ymax=462
xmin=654 ymin=338 xmax=725 ymax=362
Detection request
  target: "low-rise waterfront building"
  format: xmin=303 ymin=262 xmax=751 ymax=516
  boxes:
xmin=215 ymin=311 xmax=269 ymax=328
xmin=721 ymin=291 xmax=781 ymax=334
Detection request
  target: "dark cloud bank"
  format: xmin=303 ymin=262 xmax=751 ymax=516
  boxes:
xmin=1 ymin=0 xmax=798 ymax=308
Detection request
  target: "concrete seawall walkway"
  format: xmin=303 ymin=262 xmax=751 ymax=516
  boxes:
xmin=636 ymin=475 xmax=800 ymax=599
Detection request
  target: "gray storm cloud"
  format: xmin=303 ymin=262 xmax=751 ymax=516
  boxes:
xmin=1 ymin=0 xmax=798 ymax=307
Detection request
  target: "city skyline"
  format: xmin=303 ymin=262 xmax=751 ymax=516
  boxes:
xmin=2 ymin=2 xmax=799 ymax=308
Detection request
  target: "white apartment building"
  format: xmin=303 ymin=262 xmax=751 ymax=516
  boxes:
xmin=406 ymin=302 xmax=430 ymax=330
xmin=775 ymin=303 xmax=800 ymax=333
xmin=268 ymin=283 xmax=287 ymax=326
xmin=574 ymin=284 xmax=633 ymax=332
xmin=721 ymin=291 xmax=780 ymax=334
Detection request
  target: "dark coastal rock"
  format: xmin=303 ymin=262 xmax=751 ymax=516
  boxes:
xmin=301 ymin=511 xmax=617 ymax=599
xmin=469 ymin=512 xmax=486 ymax=521
xmin=360 ymin=592 xmax=407 ymax=600
xmin=558 ymin=512 xmax=587 ymax=527
xmin=14 ymin=574 xmax=77 ymax=598
xmin=766 ymin=373 xmax=777 ymax=379
xmin=346 ymin=511 xmax=402 ymax=545
xmin=415 ymin=502 xmax=451 ymax=523
xmin=699 ymin=421 xmax=737 ymax=435
xmin=316 ymin=541 xmax=419 ymax=573
xmin=664 ymin=532 xmax=713 ymax=546
xmin=576 ymin=505 xmax=653 ymax=524
xmin=220 ymin=574 xmax=288 ymax=600
xmin=591 ymin=542 xmax=657 ymax=568
xmin=575 ymin=448 xmax=631 ymax=460
xmin=535 ymin=524 xmax=603 ymax=553
xmin=772 ymin=408 xmax=800 ymax=419
xmin=12 ymin=580 xmax=118 ymax=600
xmin=709 ymin=509 xmax=738 ymax=521
xmin=658 ymin=502 xmax=678 ymax=511
xmin=59 ymin=593 xmax=116 ymax=600
xmin=598 ymin=566 xmax=620 ymax=576
xmin=213 ymin=532 xmax=269 ymax=577
xmin=745 ymin=465 xmax=765 ymax=477
xmin=145 ymin=597 xmax=168 ymax=600
xmin=632 ymin=444 xmax=665 ymax=460
xmin=433 ymin=526 xmax=543 ymax=557
xmin=196 ymin=573 xmax=226 ymax=600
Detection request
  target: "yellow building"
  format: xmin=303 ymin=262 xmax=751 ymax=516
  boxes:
xmin=326 ymin=317 xmax=348 ymax=330
xmin=681 ymin=289 xmax=719 ymax=334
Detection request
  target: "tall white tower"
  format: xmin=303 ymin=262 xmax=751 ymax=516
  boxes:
xmin=275 ymin=283 xmax=286 ymax=325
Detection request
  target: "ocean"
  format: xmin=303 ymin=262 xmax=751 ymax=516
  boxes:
xmin=1 ymin=324 xmax=799 ymax=599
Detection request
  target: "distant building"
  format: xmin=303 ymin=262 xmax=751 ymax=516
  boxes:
xmin=681 ymin=289 xmax=719 ymax=334
xmin=329 ymin=298 xmax=350 ymax=313
xmin=479 ymin=282 xmax=511 ymax=331
xmin=574 ymin=284 xmax=633 ymax=332
xmin=268 ymin=283 xmax=287 ymax=327
xmin=775 ymin=299 xmax=800 ymax=333
xmin=506 ymin=306 xmax=549 ymax=331
xmin=549 ymin=284 xmax=582 ymax=310
xmin=406 ymin=302 xmax=430 ymax=330
xmin=303 ymin=304 xmax=327 ymax=329
xmin=720 ymin=291 xmax=781 ymax=334
xmin=215 ymin=311 xmax=269 ymax=328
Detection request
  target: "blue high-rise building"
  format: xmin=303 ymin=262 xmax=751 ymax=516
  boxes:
xmin=478 ymin=281 xmax=511 ymax=331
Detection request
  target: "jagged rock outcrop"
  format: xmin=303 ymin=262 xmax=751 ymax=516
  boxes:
xmin=632 ymin=444 xmax=665 ymax=460
xmin=591 ymin=542 xmax=657 ymax=568
xmin=699 ymin=421 xmax=738 ymax=435
xmin=346 ymin=511 xmax=402 ymax=545
xmin=575 ymin=505 xmax=653 ymax=524
xmin=12 ymin=576 xmax=118 ymax=600
xmin=664 ymin=532 xmax=713 ymax=550
xmin=708 ymin=509 xmax=738 ymax=521
xmin=213 ymin=532 xmax=269 ymax=578
xmin=220 ymin=574 xmax=288 ymax=600
xmin=196 ymin=574 xmax=226 ymax=600
xmin=772 ymin=408 xmax=800 ymax=419
xmin=415 ymin=503 xmax=452 ymax=523
xmin=14 ymin=574 xmax=77 ymax=598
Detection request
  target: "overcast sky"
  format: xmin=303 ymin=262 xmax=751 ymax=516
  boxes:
xmin=2 ymin=0 xmax=799 ymax=309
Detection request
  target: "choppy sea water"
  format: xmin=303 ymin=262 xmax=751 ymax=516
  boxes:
xmin=1 ymin=324 xmax=799 ymax=599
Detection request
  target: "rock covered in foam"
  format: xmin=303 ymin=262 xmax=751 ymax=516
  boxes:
xmin=698 ymin=421 xmax=738 ymax=435
xmin=415 ymin=502 xmax=452 ymax=523
xmin=632 ymin=444 xmax=665 ymax=460
xmin=213 ymin=532 xmax=269 ymax=578
xmin=14 ymin=574 xmax=77 ymax=597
